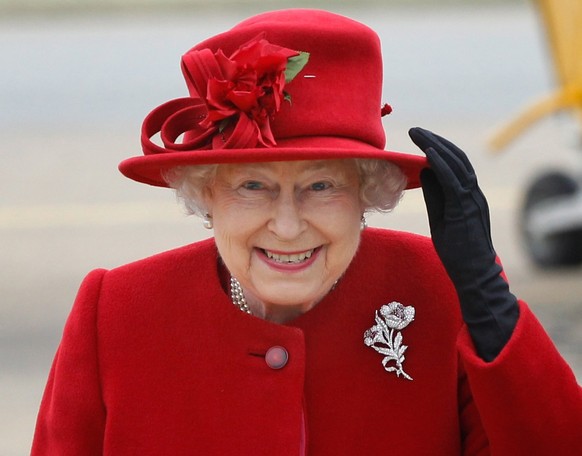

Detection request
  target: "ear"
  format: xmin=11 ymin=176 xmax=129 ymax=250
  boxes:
xmin=200 ymin=184 xmax=214 ymax=216
xmin=198 ymin=163 xmax=220 ymax=216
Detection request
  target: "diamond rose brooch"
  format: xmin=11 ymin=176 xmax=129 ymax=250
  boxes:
xmin=364 ymin=302 xmax=415 ymax=381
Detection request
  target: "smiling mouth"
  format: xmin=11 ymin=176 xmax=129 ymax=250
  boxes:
xmin=262 ymin=248 xmax=317 ymax=264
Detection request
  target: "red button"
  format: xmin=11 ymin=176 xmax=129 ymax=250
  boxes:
xmin=265 ymin=346 xmax=288 ymax=369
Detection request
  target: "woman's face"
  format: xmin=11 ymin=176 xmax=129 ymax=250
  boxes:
xmin=206 ymin=159 xmax=364 ymax=322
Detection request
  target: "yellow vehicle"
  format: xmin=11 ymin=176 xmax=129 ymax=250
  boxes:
xmin=489 ymin=0 xmax=582 ymax=268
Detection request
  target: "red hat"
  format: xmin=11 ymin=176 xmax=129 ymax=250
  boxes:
xmin=119 ymin=9 xmax=426 ymax=189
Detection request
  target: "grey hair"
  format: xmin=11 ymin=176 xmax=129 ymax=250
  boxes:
xmin=354 ymin=158 xmax=407 ymax=213
xmin=162 ymin=165 xmax=218 ymax=217
xmin=162 ymin=159 xmax=407 ymax=217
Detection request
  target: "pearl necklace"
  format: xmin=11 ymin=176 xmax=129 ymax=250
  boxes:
xmin=230 ymin=276 xmax=252 ymax=315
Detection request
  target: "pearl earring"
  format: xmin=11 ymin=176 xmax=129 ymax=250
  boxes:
xmin=203 ymin=213 xmax=213 ymax=230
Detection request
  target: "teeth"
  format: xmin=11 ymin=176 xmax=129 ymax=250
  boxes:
xmin=265 ymin=249 xmax=314 ymax=264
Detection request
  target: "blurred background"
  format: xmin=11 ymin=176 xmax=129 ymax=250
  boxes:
xmin=1 ymin=0 xmax=581 ymax=454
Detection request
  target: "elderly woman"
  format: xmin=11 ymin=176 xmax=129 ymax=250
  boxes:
xmin=32 ymin=9 xmax=581 ymax=455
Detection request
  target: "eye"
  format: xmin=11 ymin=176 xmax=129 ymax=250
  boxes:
xmin=310 ymin=181 xmax=332 ymax=192
xmin=241 ymin=181 xmax=265 ymax=191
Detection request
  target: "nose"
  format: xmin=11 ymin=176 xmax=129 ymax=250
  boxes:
xmin=267 ymin=190 xmax=307 ymax=240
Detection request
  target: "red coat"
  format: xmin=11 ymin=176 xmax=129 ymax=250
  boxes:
xmin=32 ymin=228 xmax=582 ymax=455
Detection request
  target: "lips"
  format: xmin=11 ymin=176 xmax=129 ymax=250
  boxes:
xmin=262 ymin=248 xmax=317 ymax=264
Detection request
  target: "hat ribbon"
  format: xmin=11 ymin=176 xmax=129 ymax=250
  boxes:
xmin=141 ymin=35 xmax=310 ymax=157
xmin=141 ymin=96 xmax=262 ymax=156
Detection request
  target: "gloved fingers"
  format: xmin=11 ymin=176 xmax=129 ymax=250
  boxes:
xmin=420 ymin=167 xmax=445 ymax=226
xmin=409 ymin=127 xmax=477 ymax=189
xmin=471 ymin=187 xmax=494 ymax=247
xmin=433 ymin=155 xmax=494 ymax=248
xmin=416 ymin=128 xmax=476 ymax=176
xmin=408 ymin=126 xmax=435 ymax=151
xmin=426 ymin=139 xmax=491 ymax=230
xmin=413 ymin=130 xmax=495 ymax=240
xmin=422 ymin=147 xmax=467 ymax=216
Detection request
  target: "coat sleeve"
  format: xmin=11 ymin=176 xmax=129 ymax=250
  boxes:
xmin=31 ymin=269 xmax=107 ymax=456
xmin=457 ymin=358 xmax=490 ymax=456
xmin=457 ymin=300 xmax=582 ymax=454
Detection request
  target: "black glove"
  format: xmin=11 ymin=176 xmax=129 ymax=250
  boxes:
xmin=409 ymin=127 xmax=519 ymax=362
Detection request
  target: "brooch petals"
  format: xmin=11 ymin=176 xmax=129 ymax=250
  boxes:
xmin=364 ymin=302 xmax=415 ymax=381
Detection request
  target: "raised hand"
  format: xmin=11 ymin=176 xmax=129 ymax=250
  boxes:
xmin=409 ymin=127 xmax=519 ymax=361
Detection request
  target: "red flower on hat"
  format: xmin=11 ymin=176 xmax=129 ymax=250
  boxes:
xmin=181 ymin=34 xmax=309 ymax=149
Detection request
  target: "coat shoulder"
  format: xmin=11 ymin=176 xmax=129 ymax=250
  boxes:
xmin=353 ymin=228 xmax=458 ymax=316
xmin=89 ymin=238 xmax=222 ymax=319
xmin=359 ymin=228 xmax=444 ymax=272
xmin=107 ymin=237 xmax=217 ymax=278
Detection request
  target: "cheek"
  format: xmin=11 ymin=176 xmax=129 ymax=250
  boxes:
xmin=213 ymin=219 xmax=249 ymax=252
xmin=321 ymin=200 xmax=362 ymax=268
xmin=212 ymin=207 xmax=263 ymax=277
xmin=324 ymin=196 xmax=363 ymax=236
xmin=213 ymin=229 xmax=252 ymax=283
xmin=335 ymin=223 xmax=361 ymax=265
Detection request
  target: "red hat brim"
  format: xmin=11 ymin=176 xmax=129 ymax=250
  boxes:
xmin=118 ymin=136 xmax=427 ymax=190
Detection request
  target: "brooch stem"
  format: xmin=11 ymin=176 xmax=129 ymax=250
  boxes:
xmin=364 ymin=302 xmax=415 ymax=381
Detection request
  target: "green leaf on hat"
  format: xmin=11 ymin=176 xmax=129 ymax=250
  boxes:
xmin=284 ymin=51 xmax=310 ymax=84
